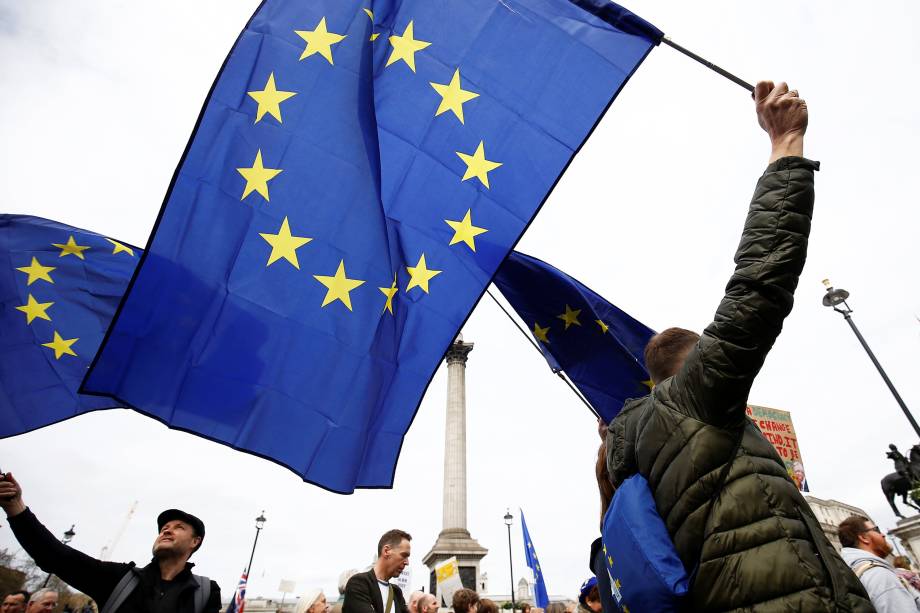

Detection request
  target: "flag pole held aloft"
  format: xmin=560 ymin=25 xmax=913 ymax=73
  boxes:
xmin=661 ymin=37 xmax=755 ymax=92
xmin=567 ymin=0 xmax=753 ymax=92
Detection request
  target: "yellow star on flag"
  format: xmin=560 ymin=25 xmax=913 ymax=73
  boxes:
xmin=52 ymin=236 xmax=90 ymax=260
xmin=430 ymin=69 xmax=479 ymax=124
xmin=314 ymin=260 xmax=365 ymax=311
xmin=363 ymin=9 xmax=380 ymax=41
xmin=379 ymin=275 xmax=398 ymax=315
xmin=295 ymin=17 xmax=347 ymax=64
xmin=42 ymin=331 xmax=78 ymax=359
xmin=16 ymin=257 xmax=56 ymax=285
xmin=237 ymin=149 xmax=282 ymax=202
xmin=456 ymin=141 xmax=502 ymax=188
xmin=595 ymin=319 xmax=609 ymax=334
xmin=15 ymin=294 xmax=54 ymax=324
xmin=248 ymin=73 xmax=296 ymax=124
xmin=386 ymin=21 xmax=431 ymax=72
xmin=445 ymin=210 xmax=487 ymax=251
xmin=557 ymin=304 xmax=582 ymax=329
xmin=608 ymin=555 xmax=613 ymax=566
xmin=533 ymin=322 xmax=550 ymax=344
xmin=405 ymin=254 xmax=442 ymax=293
xmin=642 ymin=379 xmax=655 ymax=390
xmin=259 ymin=217 xmax=312 ymax=268
xmin=614 ymin=579 xmax=622 ymax=590
xmin=105 ymin=238 xmax=135 ymax=256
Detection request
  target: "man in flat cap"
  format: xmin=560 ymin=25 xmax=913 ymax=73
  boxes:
xmin=0 ymin=471 xmax=220 ymax=613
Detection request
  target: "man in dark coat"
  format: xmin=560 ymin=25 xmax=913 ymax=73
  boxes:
xmin=605 ymin=81 xmax=874 ymax=611
xmin=0 ymin=472 xmax=220 ymax=613
xmin=343 ymin=530 xmax=411 ymax=613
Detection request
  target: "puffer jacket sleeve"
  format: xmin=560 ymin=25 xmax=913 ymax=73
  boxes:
xmin=669 ymin=156 xmax=819 ymax=427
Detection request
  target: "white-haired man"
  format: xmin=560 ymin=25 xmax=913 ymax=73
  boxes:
xmin=24 ymin=591 xmax=57 ymax=613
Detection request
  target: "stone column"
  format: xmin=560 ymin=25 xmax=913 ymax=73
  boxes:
xmin=443 ymin=339 xmax=473 ymax=532
xmin=423 ymin=336 xmax=487 ymax=596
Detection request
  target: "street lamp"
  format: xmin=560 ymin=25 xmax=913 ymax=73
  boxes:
xmin=42 ymin=525 xmax=76 ymax=586
xmin=504 ymin=509 xmax=516 ymax=613
xmin=822 ymin=279 xmax=920 ymax=438
xmin=246 ymin=511 xmax=267 ymax=575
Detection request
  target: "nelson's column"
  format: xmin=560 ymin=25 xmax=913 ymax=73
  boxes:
xmin=423 ymin=335 xmax=488 ymax=598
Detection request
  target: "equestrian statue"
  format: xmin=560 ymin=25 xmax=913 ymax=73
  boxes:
xmin=882 ymin=443 xmax=920 ymax=518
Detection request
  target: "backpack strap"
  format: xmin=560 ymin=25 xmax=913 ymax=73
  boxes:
xmin=854 ymin=561 xmax=886 ymax=579
xmin=193 ymin=575 xmax=212 ymax=613
xmin=100 ymin=570 xmax=140 ymax=613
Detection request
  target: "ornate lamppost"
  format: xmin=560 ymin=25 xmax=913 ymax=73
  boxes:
xmin=246 ymin=511 xmax=267 ymax=575
xmin=42 ymin=525 xmax=75 ymax=587
xmin=822 ymin=279 xmax=920 ymax=438
xmin=504 ymin=509 xmax=516 ymax=613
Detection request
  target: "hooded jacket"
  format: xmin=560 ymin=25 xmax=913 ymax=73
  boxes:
xmin=606 ymin=157 xmax=873 ymax=611
xmin=840 ymin=548 xmax=920 ymax=612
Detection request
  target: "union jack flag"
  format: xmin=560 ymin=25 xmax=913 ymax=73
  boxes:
xmin=226 ymin=570 xmax=248 ymax=613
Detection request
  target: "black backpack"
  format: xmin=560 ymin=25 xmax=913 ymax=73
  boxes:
xmin=100 ymin=569 xmax=211 ymax=613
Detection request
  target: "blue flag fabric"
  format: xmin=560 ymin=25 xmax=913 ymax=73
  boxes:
xmin=521 ymin=510 xmax=550 ymax=608
xmin=0 ymin=215 xmax=139 ymax=437
xmin=82 ymin=0 xmax=662 ymax=493
xmin=493 ymin=252 xmax=655 ymax=423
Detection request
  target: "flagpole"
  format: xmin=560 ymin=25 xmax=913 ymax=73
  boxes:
xmin=485 ymin=288 xmax=599 ymax=417
xmin=660 ymin=37 xmax=754 ymax=93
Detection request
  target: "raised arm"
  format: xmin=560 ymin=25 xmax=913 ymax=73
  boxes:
xmin=0 ymin=472 xmax=125 ymax=601
xmin=669 ymin=81 xmax=815 ymax=427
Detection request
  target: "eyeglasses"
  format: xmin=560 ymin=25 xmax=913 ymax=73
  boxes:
xmin=862 ymin=526 xmax=883 ymax=535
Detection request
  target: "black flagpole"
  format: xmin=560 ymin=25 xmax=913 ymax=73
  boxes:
xmin=661 ymin=37 xmax=755 ymax=93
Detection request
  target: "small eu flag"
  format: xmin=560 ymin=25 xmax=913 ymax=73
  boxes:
xmin=82 ymin=0 xmax=662 ymax=492
xmin=521 ymin=510 xmax=550 ymax=608
xmin=493 ymin=251 xmax=655 ymax=423
xmin=0 ymin=215 xmax=138 ymax=437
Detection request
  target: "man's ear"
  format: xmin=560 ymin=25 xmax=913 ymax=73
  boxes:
xmin=192 ymin=535 xmax=203 ymax=550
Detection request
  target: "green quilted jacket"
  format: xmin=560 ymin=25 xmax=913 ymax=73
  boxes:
xmin=606 ymin=157 xmax=874 ymax=612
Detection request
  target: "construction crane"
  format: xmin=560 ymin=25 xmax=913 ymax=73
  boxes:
xmin=99 ymin=501 xmax=138 ymax=561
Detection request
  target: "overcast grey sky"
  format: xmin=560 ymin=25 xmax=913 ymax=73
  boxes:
xmin=1 ymin=0 xmax=919 ymax=605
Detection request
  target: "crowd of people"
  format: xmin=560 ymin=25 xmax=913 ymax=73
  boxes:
xmin=3 ymin=81 xmax=920 ymax=612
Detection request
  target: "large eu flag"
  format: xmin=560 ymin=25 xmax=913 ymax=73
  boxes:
xmin=493 ymin=251 xmax=655 ymax=423
xmin=82 ymin=0 xmax=662 ymax=493
xmin=521 ymin=510 xmax=550 ymax=608
xmin=0 ymin=215 xmax=138 ymax=437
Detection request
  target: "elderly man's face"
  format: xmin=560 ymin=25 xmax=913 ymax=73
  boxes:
xmin=419 ymin=595 xmax=439 ymax=613
xmin=26 ymin=593 xmax=58 ymax=613
xmin=1 ymin=594 xmax=27 ymax=613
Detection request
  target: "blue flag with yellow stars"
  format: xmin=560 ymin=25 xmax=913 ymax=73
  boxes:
xmin=81 ymin=0 xmax=662 ymax=493
xmin=493 ymin=251 xmax=655 ymax=423
xmin=0 ymin=215 xmax=139 ymax=437
xmin=521 ymin=510 xmax=550 ymax=608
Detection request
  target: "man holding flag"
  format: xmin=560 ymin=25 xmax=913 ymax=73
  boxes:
xmin=602 ymin=82 xmax=873 ymax=610
xmin=0 ymin=472 xmax=220 ymax=613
